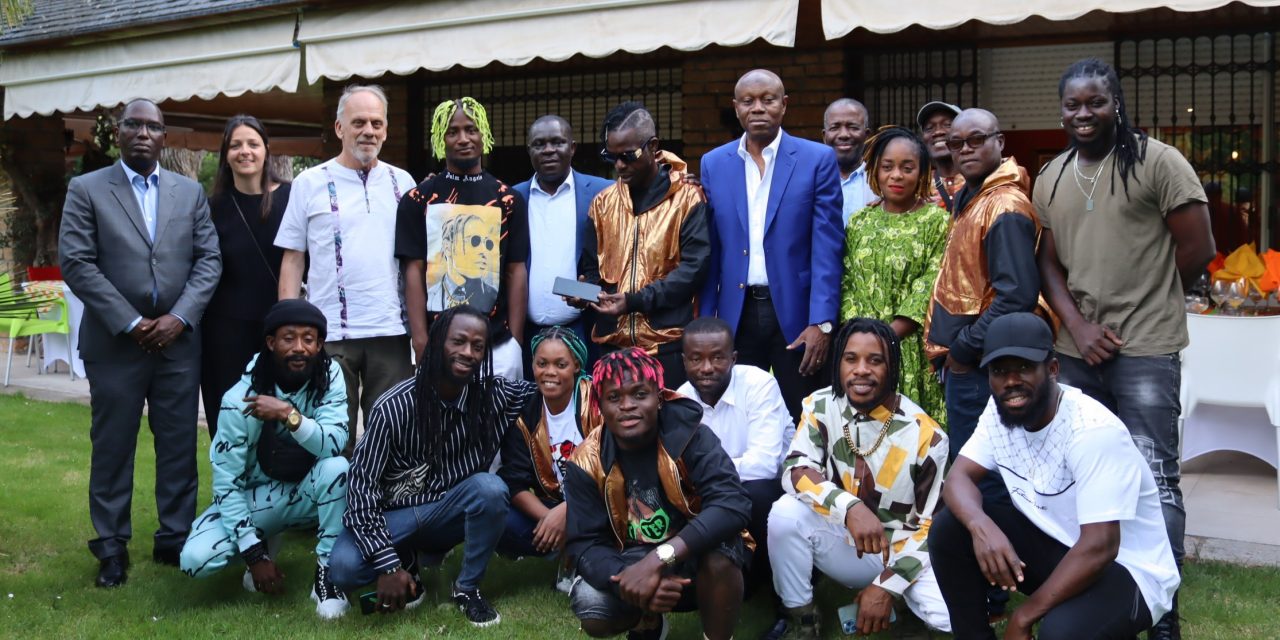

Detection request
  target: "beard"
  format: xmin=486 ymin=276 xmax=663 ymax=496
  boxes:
xmin=449 ymin=155 xmax=481 ymax=172
xmin=274 ymin=354 xmax=318 ymax=391
xmin=995 ymin=380 xmax=1055 ymax=429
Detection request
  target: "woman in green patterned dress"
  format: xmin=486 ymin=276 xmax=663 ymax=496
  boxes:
xmin=840 ymin=126 xmax=950 ymax=424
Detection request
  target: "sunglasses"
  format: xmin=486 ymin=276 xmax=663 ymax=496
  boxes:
xmin=600 ymin=137 xmax=656 ymax=164
xmin=119 ymin=118 xmax=166 ymax=135
xmin=467 ymin=235 xmax=495 ymax=251
xmin=944 ymin=131 xmax=1001 ymax=152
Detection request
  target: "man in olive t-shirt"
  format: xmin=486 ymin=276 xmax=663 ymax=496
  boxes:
xmin=1034 ymin=59 xmax=1214 ymax=640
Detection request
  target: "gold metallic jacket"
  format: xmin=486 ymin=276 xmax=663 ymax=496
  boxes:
xmin=587 ymin=151 xmax=710 ymax=352
xmin=512 ymin=378 xmax=602 ymax=502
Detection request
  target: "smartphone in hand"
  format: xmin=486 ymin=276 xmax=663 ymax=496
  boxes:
xmin=837 ymin=602 xmax=896 ymax=634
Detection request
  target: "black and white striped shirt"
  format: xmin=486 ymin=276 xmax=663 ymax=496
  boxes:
xmin=344 ymin=375 xmax=537 ymax=572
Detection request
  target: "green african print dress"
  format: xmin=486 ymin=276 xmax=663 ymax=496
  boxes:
xmin=840 ymin=202 xmax=950 ymax=426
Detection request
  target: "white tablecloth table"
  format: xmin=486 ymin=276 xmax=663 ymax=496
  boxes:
xmin=1179 ymin=312 xmax=1280 ymax=505
xmin=22 ymin=281 xmax=85 ymax=379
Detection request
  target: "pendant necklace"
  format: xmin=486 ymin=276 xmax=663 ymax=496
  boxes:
xmin=1073 ymin=146 xmax=1114 ymax=212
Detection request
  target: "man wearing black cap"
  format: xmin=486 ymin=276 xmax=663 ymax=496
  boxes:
xmin=179 ymin=299 xmax=353 ymax=619
xmin=928 ymin=313 xmax=1180 ymax=640
xmin=916 ymin=101 xmax=964 ymax=210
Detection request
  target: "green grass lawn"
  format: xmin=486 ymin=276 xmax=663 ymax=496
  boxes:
xmin=1 ymin=394 xmax=1278 ymax=639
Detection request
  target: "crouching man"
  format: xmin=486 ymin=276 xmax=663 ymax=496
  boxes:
xmin=180 ymin=299 xmax=351 ymax=619
xmin=767 ymin=318 xmax=951 ymax=638
xmin=564 ymin=348 xmax=751 ymax=640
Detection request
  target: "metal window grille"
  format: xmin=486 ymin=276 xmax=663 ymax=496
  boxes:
xmin=848 ymin=46 xmax=978 ymax=129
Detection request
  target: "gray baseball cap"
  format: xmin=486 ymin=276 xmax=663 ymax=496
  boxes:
xmin=916 ymin=101 xmax=962 ymax=129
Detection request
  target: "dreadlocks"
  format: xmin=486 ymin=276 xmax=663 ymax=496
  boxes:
xmin=1046 ymin=57 xmax=1149 ymax=205
xmin=830 ymin=317 xmax=901 ymax=408
xmin=249 ymin=345 xmax=333 ymax=409
xmin=590 ymin=347 xmax=664 ymax=413
xmin=416 ymin=305 xmax=498 ymax=460
xmin=430 ymin=97 xmax=495 ymax=161
xmin=862 ymin=125 xmax=933 ymax=203
xmin=531 ymin=325 xmax=591 ymax=411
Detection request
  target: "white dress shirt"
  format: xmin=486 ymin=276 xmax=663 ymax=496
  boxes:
xmin=736 ymin=130 xmax=783 ymax=286
xmin=677 ymin=364 xmax=795 ymax=481
xmin=840 ymin=162 xmax=874 ymax=226
xmin=526 ymin=172 xmax=581 ymax=326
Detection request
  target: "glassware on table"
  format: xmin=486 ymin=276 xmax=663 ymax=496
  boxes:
xmin=1210 ymin=279 xmax=1231 ymax=312
xmin=1185 ymin=293 xmax=1210 ymax=314
xmin=1225 ymin=280 xmax=1248 ymax=316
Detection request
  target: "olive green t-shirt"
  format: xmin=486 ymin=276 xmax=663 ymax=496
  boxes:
xmin=1033 ymin=136 xmax=1207 ymax=358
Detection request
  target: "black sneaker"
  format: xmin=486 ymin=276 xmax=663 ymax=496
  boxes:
xmin=452 ymin=587 xmax=500 ymax=627
xmin=310 ymin=563 xmax=350 ymax=620
xmin=403 ymin=556 xmax=427 ymax=610
xmin=626 ymin=614 xmax=669 ymax=640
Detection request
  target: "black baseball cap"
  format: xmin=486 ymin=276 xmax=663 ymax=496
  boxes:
xmin=916 ymin=101 xmax=962 ymax=129
xmin=980 ymin=313 xmax=1054 ymax=368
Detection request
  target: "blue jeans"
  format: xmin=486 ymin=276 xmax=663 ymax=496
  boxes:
xmin=1057 ymin=353 xmax=1185 ymax=562
xmin=497 ymin=497 xmax=560 ymax=559
xmin=328 ymin=472 xmax=509 ymax=591
xmin=944 ymin=367 xmax=991 ymax=461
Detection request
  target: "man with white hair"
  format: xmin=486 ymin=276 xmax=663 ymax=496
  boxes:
xmin=276 ymin=84 xmax=415 ymax=448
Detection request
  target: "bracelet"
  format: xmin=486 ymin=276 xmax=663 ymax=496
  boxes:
xmin=242 ymin=541 xmax=270 ymax=566
xmin=381 ymin=564 xmax=402 ymax=576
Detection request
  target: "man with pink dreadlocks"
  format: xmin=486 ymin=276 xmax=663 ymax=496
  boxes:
xmin=563 ymin=348 xmax=750 ymax=640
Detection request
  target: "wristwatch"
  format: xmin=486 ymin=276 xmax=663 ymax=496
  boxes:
xmin=817 ymin=321 xmax=834 ymax=335
xmin=285 ymin=408 xmax=302 ymax=431
xmin=655 ymin=543 xmax=677 ymax=567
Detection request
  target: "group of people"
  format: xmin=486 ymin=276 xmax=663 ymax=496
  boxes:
xmin=58 ymin=54 xmax=1212 ymax=640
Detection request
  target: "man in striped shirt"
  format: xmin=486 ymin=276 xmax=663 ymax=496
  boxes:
xmin=328 ymin=306 xmax=537 ymax=627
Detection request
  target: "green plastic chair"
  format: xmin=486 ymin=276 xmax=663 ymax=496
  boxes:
xmin=0 ymin=280 xmax=73 ymax=385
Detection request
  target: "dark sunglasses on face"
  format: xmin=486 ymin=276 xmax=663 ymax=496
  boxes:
xmin=468 ymin=235 xmax=495 ymax=251
xmin=119 ymin=119 xmax=166 ymax=134
xmin=944 ymin=131 xmax=1001 ymax=152
xmin=600 ymin=137 xmax=656 ymax=164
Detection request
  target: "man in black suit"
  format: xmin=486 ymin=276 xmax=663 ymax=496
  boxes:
xmin=59 ymin=98 xmax=221 ymax=587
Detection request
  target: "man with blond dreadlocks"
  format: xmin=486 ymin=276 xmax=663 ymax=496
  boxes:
xmin=564 ymin=347 xmax=750 ymax=640
xmin=396 ymin=97 xmax=530 ymax=380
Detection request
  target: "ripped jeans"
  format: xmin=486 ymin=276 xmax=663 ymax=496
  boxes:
xmin=1057 ymin=353 xmax=1185 ymax=562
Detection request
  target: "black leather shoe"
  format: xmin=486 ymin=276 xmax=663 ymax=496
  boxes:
xmin=152 ymin=546 xmax=181 ymax=567
xmin=96 ymin=552 xmax=129 ymax=588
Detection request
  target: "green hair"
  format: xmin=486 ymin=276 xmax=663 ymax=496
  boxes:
xmin=431 ymin=97 xmax=495 ymax=161
xmin=531 ymin=325 xmax=591 ymax=412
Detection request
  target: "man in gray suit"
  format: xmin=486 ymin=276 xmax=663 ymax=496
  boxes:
xmin=59 ymin=98 xmax=222 ymax=588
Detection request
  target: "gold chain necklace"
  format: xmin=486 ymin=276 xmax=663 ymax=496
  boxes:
xmin=843 ymin=409 xmax=893 ymax=458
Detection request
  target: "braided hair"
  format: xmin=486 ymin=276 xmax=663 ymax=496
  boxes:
xmin=416 ymin=305 xmax=497 ymax=459
xmin=862 ymin=125 xmax=933 ymax=203
xmin=830 ymin=317 xmax=901 ymax=408
xmin=430 ymin=97 xmax=495 ymax=161
xmin=1046 ymin=58 xmax=1149 ymax=205
xmin=249 ymin=344 xmax=333 ymax=408
xmin=531 ymin=325 xmax=591 ymax=411
xmin=600 ymin=101 xmax=656 ymax=144
xmin=590 ymin=347 xmax=664 ymax=413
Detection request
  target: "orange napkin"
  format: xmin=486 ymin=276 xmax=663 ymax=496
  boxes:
xmin=1214 ymin=244 xmax=1266 ymax=293
xmin=1260 ymin=250 xmax=1280 ymax=293
xmin=1207 ymin=252 xmax=1226 ymax=276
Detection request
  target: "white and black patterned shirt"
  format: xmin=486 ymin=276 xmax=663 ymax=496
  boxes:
xmin=344 ymin=375 xmax=536 ymax=572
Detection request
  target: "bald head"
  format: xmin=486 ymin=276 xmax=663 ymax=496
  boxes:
xmin=735 ymin=69 xmax=785 ymax=96
xmin=823 ymin=98 xmax=870 ymax=174
xmin=823 ymin=98 xmax=866 ymax=129
xmin=948 ymin=108 xmax=1005 ymax=183
xmin=734 ymin=69 xmax=788 ymax=146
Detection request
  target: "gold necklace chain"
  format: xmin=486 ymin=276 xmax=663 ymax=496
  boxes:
xmin=843 ymin=409 xmax=893 ymax=458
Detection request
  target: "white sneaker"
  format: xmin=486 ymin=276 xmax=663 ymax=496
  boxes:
xmin=241 ymin=534 xmax=284 ymax=593
xmin=310 ymin=562 xmax=349 ymax=620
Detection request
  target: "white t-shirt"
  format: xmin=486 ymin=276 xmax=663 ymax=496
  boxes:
xmin=545 ymin=400 xmax=582 ymax=484
xmin=960 ymin=384 xmax=1180 ymax=622
xmin=274 ymin=159 xmax=412 ymax=341
xmin=677 ymin=364 xmax=794 ymax=481
xmin=526 ymin=172 xmax=581 ymax=326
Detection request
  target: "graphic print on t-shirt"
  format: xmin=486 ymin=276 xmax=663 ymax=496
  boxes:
xmin=625 ymin=480 xmax=673 ymax=544
xmin=424 ymin=203 xmax=501 ymax=313
xmin=550 ymin=439 xmax=577 ymax=484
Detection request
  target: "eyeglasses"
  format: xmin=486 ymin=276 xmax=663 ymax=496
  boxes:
xmin=118 ymin=118 xmax=166 ymax=135
xmin=468 ymin=235 xmax=495 ymax=251
xmin=600 ymin=137 xmax=655 ymax=164
xmin=529 ymin=138 xmax=570 ymax=152
xmin=944 ymin=131 xmax=1001 ymax=152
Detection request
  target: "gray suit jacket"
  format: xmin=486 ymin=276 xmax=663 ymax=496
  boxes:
xmin=59 ymin=162 xmax=221 ymax=362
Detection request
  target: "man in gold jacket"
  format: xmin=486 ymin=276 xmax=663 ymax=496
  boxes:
xmin=577 ymin=101 xmax=711 ymax=389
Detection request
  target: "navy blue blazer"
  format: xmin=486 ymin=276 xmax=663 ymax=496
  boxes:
xmin=514 ymin=169 xmax=612 ymax=279
xmin=698 ymin=131 xmax=845 ymax=343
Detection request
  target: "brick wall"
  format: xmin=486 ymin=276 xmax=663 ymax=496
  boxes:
xmin=680 ymin=47 xmax=847 ymax=163
xmin=320 ymin=76 xmax=411 ymax=170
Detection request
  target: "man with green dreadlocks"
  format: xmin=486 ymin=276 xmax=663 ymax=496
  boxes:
xmin=396 ymin=97 xmax=531 ymax=380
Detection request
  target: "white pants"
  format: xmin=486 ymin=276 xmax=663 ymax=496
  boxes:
xmin=767 ymin=494 xmax=951 ymax=633
xmin=491 ymin=337 xmax=524 ymax=382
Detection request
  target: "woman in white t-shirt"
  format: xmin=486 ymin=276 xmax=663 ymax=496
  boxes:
xmin=497 ymin=327 xmax=601 ymax=585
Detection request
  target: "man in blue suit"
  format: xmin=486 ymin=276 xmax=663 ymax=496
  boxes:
xmin=699 ymin=69 xmax=845 ymax=422
xmin=514 ymin=115 xmax=611 ymax=377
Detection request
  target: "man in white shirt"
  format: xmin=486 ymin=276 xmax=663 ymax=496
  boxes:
xmin=677 ymin=316 xmax=792 ymax=592
xmin=822 ymin=98 xmax=874 ymax=225
xmin=928 ymin=313 xmax=1179 ymax=640
xmin=513 ymin=115 xmax=612 ymax=377
xmin=275 ymin=84 xmax=414 ymax=447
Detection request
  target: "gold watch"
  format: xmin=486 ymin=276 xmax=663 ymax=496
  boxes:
xmin=655 ymin=543 xmax=677 ymax=566
xmin=285 ymin=408 xmax=302 ymax=431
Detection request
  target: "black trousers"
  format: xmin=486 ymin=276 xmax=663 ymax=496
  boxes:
xmin=199 ymin=316 xmax=264 ymax=440
xmin=743 ymin=477 xmax=784 ymax=598
xmin=734 ymin=290 xmax=823 ymax=423
xmin=929 ymin=501 xmax=1154 ymax=640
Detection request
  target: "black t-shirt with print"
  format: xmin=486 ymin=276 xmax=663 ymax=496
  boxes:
xmin=394 ymin=170 xmax=529 ymax=343
xmin=617 ymin=444 xmax=687 ymax=547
